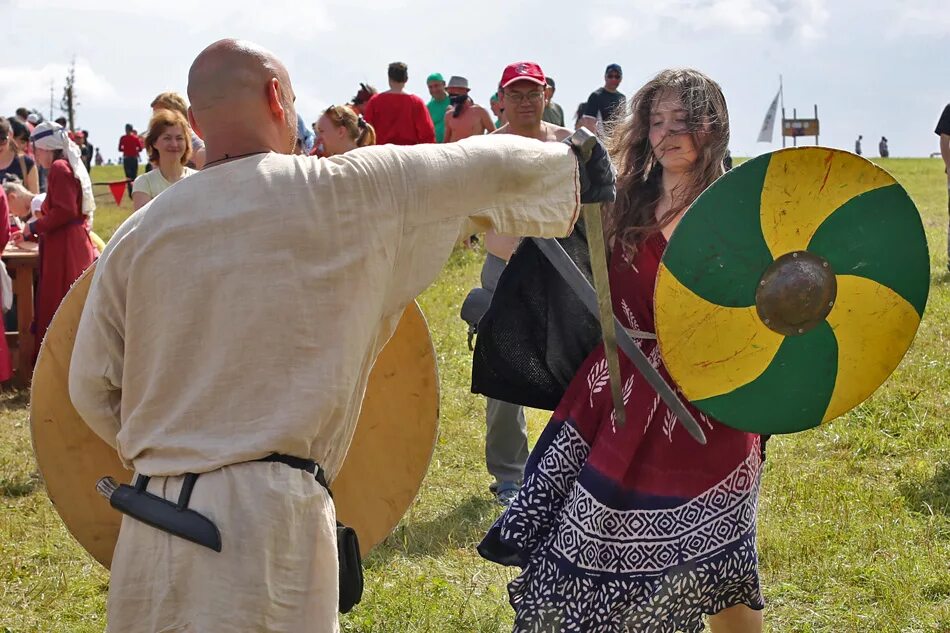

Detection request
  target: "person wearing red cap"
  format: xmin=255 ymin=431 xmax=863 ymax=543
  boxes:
xmin=496 ymin=62 xmax=570 ymax=143
xmin=472 ymin=62 xmax=574 ymax=506
xmin=443 ymin=76 xmax=495 ymax=143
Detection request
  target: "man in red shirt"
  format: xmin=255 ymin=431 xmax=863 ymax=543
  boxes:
xmin=118 ymin=124 xmax=144 ymax=199
xmin=363 ymin=62 xmax=435 ymax=145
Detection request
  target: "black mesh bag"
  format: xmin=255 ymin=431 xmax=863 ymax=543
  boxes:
xmin=471 ymin=219 xmax=601 ymax=410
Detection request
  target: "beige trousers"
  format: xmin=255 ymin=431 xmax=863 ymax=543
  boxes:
xmin=106 ymin=461 xmax=339 ymax=633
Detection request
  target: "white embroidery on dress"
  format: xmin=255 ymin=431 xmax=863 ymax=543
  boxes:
xmin=643 ymin=394 xmax=661 ymax=434
xmin=662 ymin=409 xmax=678 ymax=442
xmin=609 ymin=374 xmax=635 ymax=432
xmin=621 ymin=298 xmax=638 ymax=330
xmin=587 ymin=358 xmax=609 ymax=408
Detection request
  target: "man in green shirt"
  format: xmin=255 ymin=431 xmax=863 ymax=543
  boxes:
xmin=541 ymin=76 xmax=565 ymax=127
xmin=426 ymin=73 xmax=450 ymax=142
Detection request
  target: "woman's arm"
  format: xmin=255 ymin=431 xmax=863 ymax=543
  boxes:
xmin=0 ymin=190 xmax=11 ymax=252
xmin=131 ymin=173 xmax=152 ymax=210
xmin=24 ymin=161 xmax=39 ymax=194
xmin=132 ymin=192 xmax=151 ymax=211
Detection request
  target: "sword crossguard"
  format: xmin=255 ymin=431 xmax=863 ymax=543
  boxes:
xmin=566 ymin=128 xmax=598 ymax=163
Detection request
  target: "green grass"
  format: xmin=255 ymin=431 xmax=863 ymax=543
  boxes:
xmin=88 ymin=164 xmax=139 ymax=242
xmin=1 ymin=159 xmax=948 ymax=632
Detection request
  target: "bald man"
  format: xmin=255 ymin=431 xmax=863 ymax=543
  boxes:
xmin=68 ymin=39 xmax=613 ymax=632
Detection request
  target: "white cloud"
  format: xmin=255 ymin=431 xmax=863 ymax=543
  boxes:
xmin=0 ymin=58 xmax=122 ymax=116
xmin=14 ymin=0 xmax=336 ymax=39
xmin=292 ymin=87 xmax=332 ymax=126
xmin=703 ymin=0 xmax=775 ymax=32
xmin=592 ymin=0 xmax=830 ymax=40
xmin=589 ymin=15 xmax=633 ymax=44
xmin=890 ymin=1 xmax=950 ymax=37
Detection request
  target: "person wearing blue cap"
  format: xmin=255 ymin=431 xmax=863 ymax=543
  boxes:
xmin=580 ymin=63 xmax=626 ymax=135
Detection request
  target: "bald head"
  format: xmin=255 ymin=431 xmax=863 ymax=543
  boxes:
xmin=187 ymin=39 xmax=298 ymax=162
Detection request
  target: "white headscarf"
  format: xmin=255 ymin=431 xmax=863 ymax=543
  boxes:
xmin=30 ymin=122 xmax=96 ymax=219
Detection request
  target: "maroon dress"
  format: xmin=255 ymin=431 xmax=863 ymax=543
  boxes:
xmin=0 ymin=190 xmax=14 ymax=381
xmin=480 ymin=233 xmax=765 ymax=633
xmin=32 ymin=159 xmax=97 ymax=350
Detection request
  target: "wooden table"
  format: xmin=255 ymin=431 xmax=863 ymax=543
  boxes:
xmin=3 ymin=247 xmax=39 ymax=386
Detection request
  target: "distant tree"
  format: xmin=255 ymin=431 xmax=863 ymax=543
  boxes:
xmin=60 ymin=58 xmax=78 ymax=130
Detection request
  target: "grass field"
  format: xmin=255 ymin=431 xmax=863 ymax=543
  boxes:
xmin=1 ymin=159 xmax=948 ymax=632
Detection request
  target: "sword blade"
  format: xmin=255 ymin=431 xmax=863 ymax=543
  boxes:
xmin=582 ymin=204 xmax=627 ymax=427
xmin=531 ymin=236 xmax=708 ymax=445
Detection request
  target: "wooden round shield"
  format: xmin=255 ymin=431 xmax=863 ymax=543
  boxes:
xmin=655 ymin=147 xmax=929 ymax=434
xmin=31 ymin=264 xmax=439 ymax=567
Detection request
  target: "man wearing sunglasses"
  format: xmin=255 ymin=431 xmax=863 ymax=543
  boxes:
xmin=443 ymin=75 xmax=495 ymax=143
xmin=580 ymin=63 xmax=626 ymax=135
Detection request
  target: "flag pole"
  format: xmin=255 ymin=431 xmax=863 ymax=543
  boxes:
xmin=780 ymin=75 xmax=786 ymax=148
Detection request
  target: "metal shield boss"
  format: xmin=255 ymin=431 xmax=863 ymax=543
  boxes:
xmin=31 ymin=264 xmax=440 ymax=567
xmin=654 ymin=147 xmax=929 ymax=434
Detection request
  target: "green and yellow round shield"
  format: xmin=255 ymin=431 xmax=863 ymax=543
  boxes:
xmin=655 ymin=147 xmax=929 ymax=434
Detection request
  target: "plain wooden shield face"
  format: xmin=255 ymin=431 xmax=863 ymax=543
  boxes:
xmin=31 ymin=264 xmax=439 ymax=567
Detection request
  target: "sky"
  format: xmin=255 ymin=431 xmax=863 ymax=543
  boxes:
xmin=4 ymin=0 xmax=949 ymax=159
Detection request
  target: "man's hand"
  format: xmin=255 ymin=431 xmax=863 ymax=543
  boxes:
xmin=579 ymin=115 xmax=598 ymax=134
xmin=566 ymin=136 xmax=616 ymax=204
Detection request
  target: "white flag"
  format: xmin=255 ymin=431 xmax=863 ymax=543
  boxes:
xmin=757 ymin=89 xmax=781 ymax=143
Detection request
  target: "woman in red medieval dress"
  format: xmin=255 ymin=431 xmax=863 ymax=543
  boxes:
xmin=479 ymin=69 xmax=766 ymax=633
xmin=20 ymin=122 xmax=97 ymax=354
xmin=0 ymin=187 xmax=14 ymax=382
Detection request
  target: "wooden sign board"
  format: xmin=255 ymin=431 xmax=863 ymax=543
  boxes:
xmin=783 ymin=118 xmax=820 ymax=137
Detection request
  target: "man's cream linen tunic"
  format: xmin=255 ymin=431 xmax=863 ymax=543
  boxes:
xmin=68 ymin=136 xmax=580 ymax=633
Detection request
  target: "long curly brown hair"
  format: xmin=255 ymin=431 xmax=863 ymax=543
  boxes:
xmin=605 ymin=68 xmax=729 ymax=255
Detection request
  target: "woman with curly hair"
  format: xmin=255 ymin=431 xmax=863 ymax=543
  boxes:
xmin=480 ymin=68 xmax=765 ymax=633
